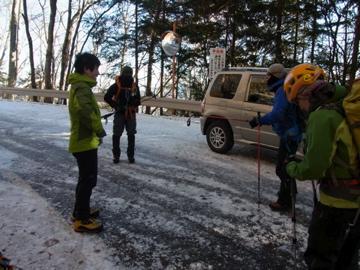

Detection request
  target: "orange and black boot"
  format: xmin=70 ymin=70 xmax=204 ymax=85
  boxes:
xmin=71 ymin=208 xmax=100 ymax=222
xmin=73 ymin=218 xmax=103 ymax=233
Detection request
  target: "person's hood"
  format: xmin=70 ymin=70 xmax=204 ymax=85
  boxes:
xmin=308 ymin=82 xmax=346 ymax=112
xmin=267 ymin=78 xmax=284 ymax=92
xmin=68 ymin=72 xmax=97 ymax=87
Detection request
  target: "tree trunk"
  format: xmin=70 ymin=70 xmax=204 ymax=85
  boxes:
xmin=310 ymin=0 xmax=317 ymax=63
xmin=349 ymin=4 xmax=360 ymax=86
xmin=145 ymin=1 xmax=162 ymax=114
xmin=159 ymin=0 xmax=165 ymax=115
xmin=22 ymin=0 xmax=38 ymax=102
xmin=135 ymin=0 xmax=139 ymax=83
xmin=65 ymin=1 xmax=88 ymax=92
xmin=274 ymin=0 xmax=284 ymax=62
xmin=342 ymin=9 xmax=349 ymax=85
xmin=293 ymin=0 xmax=299 ymax=65
xmin=229 ymin=1 xmax=236 ymax=67
xmin=145 ymin=30 xmax=156 ymax=114
xmin=59 ymin=0 xmax=76 ymax=94
xmin=44 ymin=0 xmax=57 ymax=103
xmin=119 ymin=4 xmax=130 ymax=68
xmin=8 ymin=0 xmax=21 ymax=89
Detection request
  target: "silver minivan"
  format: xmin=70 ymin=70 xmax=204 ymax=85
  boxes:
xmin=200 ymin=67 xmax=279 ymax=153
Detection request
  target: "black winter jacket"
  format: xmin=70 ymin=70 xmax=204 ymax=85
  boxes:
xmin=104 ymin=76 xmax=141 ymax=113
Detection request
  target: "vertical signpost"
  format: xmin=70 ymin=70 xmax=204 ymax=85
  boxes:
xmin=161 ymin=28 xmax=181 ymax=99
xmin=209 ymin=48 xmax=226 ymax=79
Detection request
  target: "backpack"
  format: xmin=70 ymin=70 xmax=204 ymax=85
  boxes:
xmin=343 ymin=78 xmax=360 ymax=158
xmin=112 ymin=76 xmax=137 ymax=103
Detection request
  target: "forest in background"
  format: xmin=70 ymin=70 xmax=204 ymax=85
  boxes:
xmin=0 ymin=0 xmax=359 ymax=106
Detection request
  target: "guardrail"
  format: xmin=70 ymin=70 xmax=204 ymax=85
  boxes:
xmin=0 ymin=87 xmax=202 ymax=113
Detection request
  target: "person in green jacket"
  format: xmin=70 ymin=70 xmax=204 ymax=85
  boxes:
xmin=284 ymin=63 xmax=360 ymax=270
xmin=68 ymin=52 xmax=106 ymax=233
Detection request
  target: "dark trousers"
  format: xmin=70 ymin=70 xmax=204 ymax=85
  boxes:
xmin=275 ymin=138 xmax=298 ymax=207
xmin=72 ymin=149 xmax=98 ymax=220
xmin=305 ymin=203 xmax=360 ymax=270
xmin=113 ymin=113 xmax=136 ymax=159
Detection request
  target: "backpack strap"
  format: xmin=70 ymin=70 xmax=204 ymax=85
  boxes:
xmin=112 ymin=76 xmax=122 ymax=102
xmin=112 ymin=76 xmax=134 ymax=102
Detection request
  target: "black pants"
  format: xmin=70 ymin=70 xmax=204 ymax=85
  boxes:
xmin=305 ymin=203 xmax=360 ymax=270
xmin=275 ymin=138 xmax=298 ymax=207
xmin=112 ymin=113 xmax=136 ymax=159
xmin=72 ymin=149 xmax=98 ymax=220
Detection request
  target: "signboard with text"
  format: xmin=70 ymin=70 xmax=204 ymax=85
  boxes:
xmin=209 ymin=48 xmax=226 ymax=79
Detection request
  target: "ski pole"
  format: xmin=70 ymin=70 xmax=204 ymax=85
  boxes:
xmin=257 ymin=112 xmax=261 ymax=209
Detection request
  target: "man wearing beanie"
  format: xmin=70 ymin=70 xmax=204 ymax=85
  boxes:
xmin=104 ymin=66 xmax=141 ymax=164
xmin=249 ymin=63 xmax=303 ymax=212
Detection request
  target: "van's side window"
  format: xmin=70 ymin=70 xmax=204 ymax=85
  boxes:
xmin=246 ymin=75 xmax=274 ymax=105
xmin=209 ymin=74 xmax=241 ymax=99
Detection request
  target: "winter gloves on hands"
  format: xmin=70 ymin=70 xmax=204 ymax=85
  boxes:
xmin=249 ymin=116 xmax=261 ymax=128
xmin=97 ymin=129 xmax=107 ymax=138
xmin=97 ymin=129 xmax=107 ymax=146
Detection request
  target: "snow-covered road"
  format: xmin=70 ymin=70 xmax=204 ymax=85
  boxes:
xmin=0 ymin=100 xmax=315 ymax=269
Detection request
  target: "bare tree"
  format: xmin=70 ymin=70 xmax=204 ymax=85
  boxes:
xmin=274 ymin=0 xmax=284 ymax=62
xmin=8 ymin=0 xmax=21 ymax=88
xmin=309 ymin=0 xmax=318 ymax=63
xmin=64 ymin=0 xmax=102 ymax=91
xmin=22 ymin=0 xmax=38 ymax=101
xmin=145 ymin=0 xmax=162 ymax=114
xmin=58 ymin=0 xmax=76 ymax=93
xmin=44 ymin=0 xmax=57 ymax=103
xmin=58 ymin=0 xmax=99 ymax=93
xmin=292 ymin=0 xmax=299 ymax=64
xmin=349 ymin=3 xmax=360 ymax=85
xmin=0 ymin=33 xmax=9 ymax=69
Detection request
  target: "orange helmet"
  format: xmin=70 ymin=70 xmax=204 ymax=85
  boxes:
xmin=284 ymin=63 xmax=326 ymax=102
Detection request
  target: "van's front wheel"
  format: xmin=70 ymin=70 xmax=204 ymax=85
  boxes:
xmin=206 ymin=121 xmax=234 ymax=154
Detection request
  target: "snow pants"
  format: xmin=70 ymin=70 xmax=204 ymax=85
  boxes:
xmin=275 ymin=138 xmax=298 ymax=207
xmin=305 ymin=202 xmax=360 ymax=270
xmin=72 ymin=149 xmax=98 ymax=220
xmin=112 ymin=112 xmax=136 ymax=160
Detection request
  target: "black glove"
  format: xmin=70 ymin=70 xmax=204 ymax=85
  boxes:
xmin=97 ymin=129 xmax=107 ymax=138
xmin=249 ymin=116 xmax=260 ymax=128
xmin=282 ymin=155 xmax=298 ymax=180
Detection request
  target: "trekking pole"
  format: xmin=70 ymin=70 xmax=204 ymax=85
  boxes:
xmin=256 ymin=112 xmax=261 ymax=209
xmin=311 ymin=180 xmax=318 ymax=207
xmin=290 ymin=177 xmax=298 ymax=269
xmin=101 ymin=111 xmax=115 ymax=124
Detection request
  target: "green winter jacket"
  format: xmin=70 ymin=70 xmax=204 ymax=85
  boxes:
xmin=68 ymin=73 xmax=104 ymax=153
xmin=286 ymin=107 xmax=359 ymax=208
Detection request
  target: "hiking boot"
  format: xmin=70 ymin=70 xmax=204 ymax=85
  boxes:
xmin=128 ymin=158 xmax=135 ymax=164
xmin=71 ymin=208 xmax=100 ymax=222
xmin=73 ymin=218 xmax=103 ymax=233
xmin=269 ymin=201 xmax=290 ymax=212
xmin=113 ymin=157 xmax=120 ymax=164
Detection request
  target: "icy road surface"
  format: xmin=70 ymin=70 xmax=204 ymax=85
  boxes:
xmin=0 ymin=100 xmax=315 ymax=269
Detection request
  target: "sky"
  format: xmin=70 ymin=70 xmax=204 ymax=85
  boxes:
xmin=0 ymin=99 xmax=318 ymax=269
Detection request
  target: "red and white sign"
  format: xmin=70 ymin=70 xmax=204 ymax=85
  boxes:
xmin=209 ymin=48 xmax=226 ymax=79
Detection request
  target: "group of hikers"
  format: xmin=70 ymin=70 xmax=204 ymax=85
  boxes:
xmin=67 ymin=52 xmax=360 ymax=269
xmin=250 ymin=63 xmax=360 ymax=269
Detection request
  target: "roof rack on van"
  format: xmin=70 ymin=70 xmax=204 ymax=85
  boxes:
xmin=222 ymin=67 xmax=268 ymax=72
